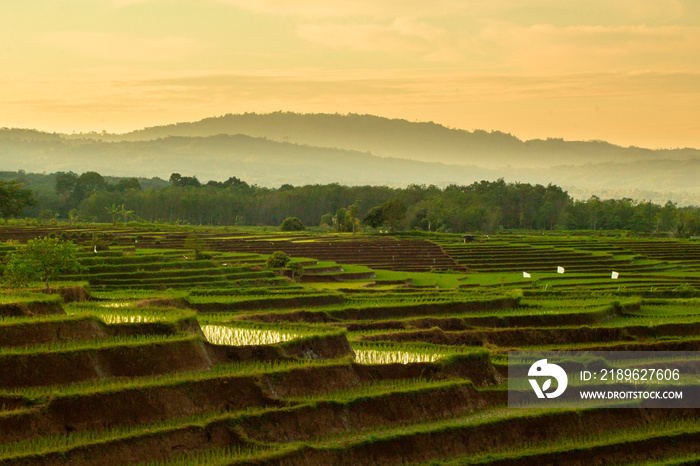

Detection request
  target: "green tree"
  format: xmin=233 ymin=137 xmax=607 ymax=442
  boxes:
xmin=381 ymin=198 xmax=407 ymax=231
xmin=656 ymin=201 xmax=677 ymax=232
xmin=362 ymin=205 xmax=385 ymax=229
xmin=347 ymin=199 xmax=361 ymax=233
xmin=0 ymin=180 xmax=34 ymax=221
xmin=4 ymin=237 xmax=80 ymax=289
xmin=68 ymin=209 xmax=80 ymax=225
xmin=280 ymin=216 xmax=305 ymax=231
xmin=183 ymin=235 xmax=210 ymax=260
xmin=287 ymin=261 xmax=303 ymax=280
xmin=169 ymin=173 xmax=182 ymax=185
xmin=74 ymin=172 xmax=107 ymax=200
xmin=106 ymin=203 xmax=122 ymax=225
xmin=115 ymin=178 xmax=142 ymax=192
xmin=320 ymin=213 xmax=333 ymax=228
xmin=332 ymin=207 xmax=348 ymax=232
xmin=266 ymin=251 xmax=290 ymax=268
xmin=54 ymin=172 xmax=78 ymax=197
xmin=169 ymin=173 xmax=200 ymax=188
xmin=121 ymin=204 xmax=135 ymax=226
xmin=363 ymin=198 xmax=406 ymax=231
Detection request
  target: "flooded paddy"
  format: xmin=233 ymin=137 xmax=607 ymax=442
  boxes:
xmin=202 ymin=325 xmax=302 ymax=346
xmin=99 ymin=314 xmax=163 ymax=324
xmin=353 ymin=349 xmax=443 ymax=364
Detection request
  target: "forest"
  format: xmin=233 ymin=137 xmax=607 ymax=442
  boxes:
xmin=1 ymin=170 xmax=699 ymax=236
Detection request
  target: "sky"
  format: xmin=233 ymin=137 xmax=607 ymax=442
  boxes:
xmin=1 ymin=0 xmax=699 ymax=149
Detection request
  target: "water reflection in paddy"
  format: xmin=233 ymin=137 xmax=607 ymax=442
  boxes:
xmin=353 ymin=349 xmax=442 ymax=365
xmin=202 ymin=325 xmax=301 ymax=346
xmin=99 ymin=314 xmax=161 ymax=324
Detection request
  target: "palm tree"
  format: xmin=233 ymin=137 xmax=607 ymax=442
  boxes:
xmin=121 ymin=205 xmax=135 ymax=226
xmin=105 ymin=204 xmax=122 ymax=225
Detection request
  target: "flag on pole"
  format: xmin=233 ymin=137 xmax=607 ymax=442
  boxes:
xmin=611 ymin=271 xmax=619 ymax=279
xmin=523 ymin=272 xmax=531 ymax=278
xmin=557 ymin=266 xmax=565 ymax=274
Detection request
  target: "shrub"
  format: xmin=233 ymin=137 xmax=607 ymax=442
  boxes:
xmin=287 ymin=261 xmax=303 ymax=280
xmin=266 ymin=251 xmax=290 ymax=269
xmin=91 ymin=233 xmax=110 ymax=252
xmin=4 ymin=237 xmax=80 ymax=289
xmin=184 ymin=236 xmax=211 ymax=260
xmin=280 ymin=217 xmax=305 ymax=232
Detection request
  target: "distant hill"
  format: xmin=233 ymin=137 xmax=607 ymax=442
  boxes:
xmin=103 ymin=112 xmax=699 ymax=168
xmin=2 ymin=112 xmax=700 ymax=205
xmin=0 ymin=130 xmax=494 ymax=186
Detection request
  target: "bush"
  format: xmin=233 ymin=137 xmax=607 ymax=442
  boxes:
xmin=4 ymin=237 xmax=80 ymax=289
xmin=195 ymin=251 xmax=213 ymax=260
xmin=280 ymin=217 xmax=305 ymax=232
xmin=266 ymin=251 xmax=290 ymax=269
xmin=184 ymin=235 xmax=212 ymax=260
xmin=91 ymin=233 xmax=110 ymax=252
xmin=287 ymin=261 xmax=304 ymax=280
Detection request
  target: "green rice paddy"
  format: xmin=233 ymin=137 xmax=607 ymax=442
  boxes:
xmin=0 ymin=225 xmax=698 ymax=464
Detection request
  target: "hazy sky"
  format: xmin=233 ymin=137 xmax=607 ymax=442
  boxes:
xmin=2 ymin=0 xmax=699 ymax=148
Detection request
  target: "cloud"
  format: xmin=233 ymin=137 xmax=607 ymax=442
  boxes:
xmin=477 ymin=22 xmax=700 ymax=73
xmin=109 ymin=0 xmax=153 ymax=6
xmin=3 ymin=68 xmax=699 ymax=148
xmin=215 ymin=0 xmax=689 ymax=24
xmin=297 ymin=18 xmax=447 ymax=54
xmin=41 ymin=31 xmax=203 ymax=63
xmin=215 ymin=0 xmax=470 ymax=18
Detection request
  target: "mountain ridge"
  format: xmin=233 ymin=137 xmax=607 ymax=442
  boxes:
xmin=97 ymin=112 xmax=699 ymax=168
xmin=1 ymin=113 xmax=699 ymax=205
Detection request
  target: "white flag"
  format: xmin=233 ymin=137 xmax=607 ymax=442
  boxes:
xmin=557 ymin=266 xmax=565 ymax=274
xmin=611 ymin=271 xmax=619 ymax=279
xmin=523 ymin=272 xmax=531 ymax=278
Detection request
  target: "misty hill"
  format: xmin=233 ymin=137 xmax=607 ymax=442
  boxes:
xmin=0 ymin=130 xmax=491 ymax=186
xmin=104 ymin=112 xmax=700 ymax=168
xmin=2 ymin=127 xmax=699 ymax=205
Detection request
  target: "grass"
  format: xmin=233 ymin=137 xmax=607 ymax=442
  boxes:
xmin=0 ymin=292 xmax=63 ymax=305
xmin=0 ymin=358 xmax=330 ymax=400
xmin=0 ymin=409 xmax=236 ymax=460
xmin=0 ymin=332 xmax=196 ymax=356
xmin=284 ymin=378 xmax=467 ymax=403
xmin=433 ymin=417 xmax=700 ymax=465
xmin=372 ymin=269 xmax=467 ymax=288
xmin=138 ymin=445 xmax=276 ymax=466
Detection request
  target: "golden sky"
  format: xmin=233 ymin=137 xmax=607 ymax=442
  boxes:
xmin=2 ymin=0 xmax=699 ymax=148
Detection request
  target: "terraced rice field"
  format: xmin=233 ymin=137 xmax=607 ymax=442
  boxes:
xmin=0 ymin=226 xmax=699 ymax=464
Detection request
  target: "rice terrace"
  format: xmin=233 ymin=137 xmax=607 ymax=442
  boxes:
xmin=4 ymin=0 xmax=700 ymax=463
xmin=0 ymin=223 xmax=698 ymax=465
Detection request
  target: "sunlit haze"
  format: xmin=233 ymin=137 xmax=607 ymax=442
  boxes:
xmin=2 ymin=0 xmax=700 ymax=148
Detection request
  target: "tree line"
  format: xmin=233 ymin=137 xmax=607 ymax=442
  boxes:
xmin=0 ymin=170 xmax=699 ymax=236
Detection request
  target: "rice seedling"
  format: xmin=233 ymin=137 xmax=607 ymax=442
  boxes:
xmin=0 ymin=332 xmax=197 ymax=356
